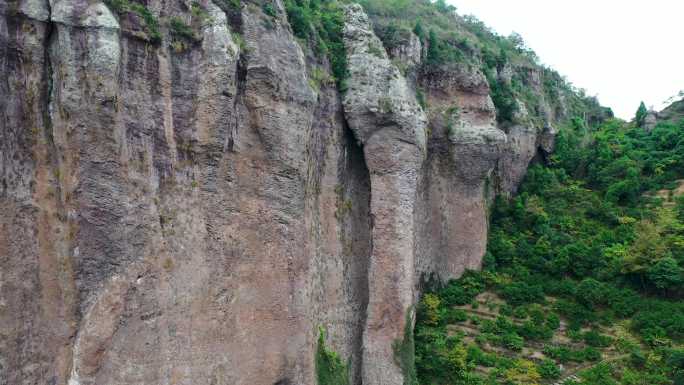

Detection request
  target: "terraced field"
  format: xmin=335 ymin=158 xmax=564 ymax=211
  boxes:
xmin=420 ymin=290 xmax=639 ymax=384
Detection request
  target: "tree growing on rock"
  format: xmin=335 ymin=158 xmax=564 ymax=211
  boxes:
xmin=635 ymin=101 xmax=648 ymax=127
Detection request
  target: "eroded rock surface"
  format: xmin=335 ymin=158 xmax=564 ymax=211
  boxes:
xmin=341 ymin=4 xmax=427 ymax=384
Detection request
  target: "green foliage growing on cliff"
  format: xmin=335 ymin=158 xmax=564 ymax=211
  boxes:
xmin=393 ymin=308 xmax=419 ymax=385
xmin=355 ymin=0 xmax=609 ymax=126
xmin=284 ymin=0 xmax=348 ymax=87
xmin=635 ymin=101 xmax=648 ymax=127
xmin=104 ymin=0 xmax=162 ymax=43
xmin=169 ymin=17 xmax=196 ymax=40
xmin=316 ymin=327 xmax=350 ymax=385
xmin=262 ymin=2 xmax=277 ymax=17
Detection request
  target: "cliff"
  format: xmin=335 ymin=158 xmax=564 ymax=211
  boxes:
xmin=0 ymin=0 xmax=605 ymax=384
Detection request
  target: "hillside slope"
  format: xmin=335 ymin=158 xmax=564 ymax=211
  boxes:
xmin=413 ymin=104 xmax=684 ymax=384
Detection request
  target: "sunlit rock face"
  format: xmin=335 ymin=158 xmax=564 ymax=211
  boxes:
xmin=1 ymin=1 xmax=560 ymax=384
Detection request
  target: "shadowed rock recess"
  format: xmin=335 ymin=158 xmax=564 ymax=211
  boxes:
xmin=0 ymin=0 xmax=607 ymax=384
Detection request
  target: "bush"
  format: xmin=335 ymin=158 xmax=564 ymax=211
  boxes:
xmin=418 ymin=294 xmax=441 ymax=326
xmin=504 ymin=359 xmax=541 ymax=385
xmin=283 ymin=0 xmax=348 ymax=86
xmin=554 ymin=299 xmax=596 ymax=326
xmin=262 ymin=2 xmax=277 ymax=17
xmin=538 ymin=359 xmax=561 ymax=379
xmin=104 ymin=0 xmax=161 ymax=42
xmin=512 ymin=306 xmax=528 ymax=319
xmin=517 ymin=321 xmax=553 ymax=341
xmin=500 ymin=281 xmax=545 ymax=306
xmin=467 ymin=345 xmax=498 ymax=367
xmin=503 ymin=333 xmax=524 ymax=351
xmin=581 ymin=347 xmax=602 ymax=362
xmin=169 ymin=17 xmax=195 ymax=40
xmin=439 ymin=281 xmax=476 ymax=306
xmin=576 ymin=278 xmax=609 ymax=309
xmin=316 ymin=328 xmax=349 ymax=385
xmin=545 ymin=313 xmax=561 ymax=330
xmin=442 ymin=308 xmax=468 ymax=324
xmin=583 ymin=330 xmax=613 ymax=348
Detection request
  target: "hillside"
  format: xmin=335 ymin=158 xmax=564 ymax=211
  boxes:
xmin=413 ymin=107 xmax=684 ymax=384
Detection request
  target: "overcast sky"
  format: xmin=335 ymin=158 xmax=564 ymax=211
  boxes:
xmin=451 ymin=0 xmax=684 ymax=119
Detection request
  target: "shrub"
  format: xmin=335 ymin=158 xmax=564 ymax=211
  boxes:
xmin=576 ymin=278 xmax=609 ymax=309
xmin=442 ymin=308 xmax=468 ymax=324
xmin=512 ymin=306 xmax=528 ymax=319
xmin=262 ymin=2 xmax=277 ymax=17
xmin=581 ymin=347 xmax=602 ymax=362
xmin=104 ymin=0 xmax=161 ymax=43
xmin=503 ymin=333 xmax=524 ymax=351
xmin=630 ymin=348 xmax=647 ymax=368
xmin=504 ymin=359 xmax=541 ymax=385
xmin=418 ymin=294 xmax=441 ymax=326
xmin=545 ymin=313 xmax=561 ymax=330
xmin=500 ymin=282 xmax=545 ymax=306
xmin=517 ymin=321 xmax=553 ymax=341
xmin=467 ymin=345 xmax=498 ymax=367
xmin=438 ymin=283 xmax=471 ymax=306
xmin=394 ymin=310 xmax=418 ymax=385
xmin=583 ymin=330 xmax=613 ymax=348
xmin=316 ymin=328 xmax=349 ymax=385
xmin=538 ymin=359 xmax=561 ymax=379
xmin=169 ymin=17 xmax=195 ymax=40
xmin=283 ymin=0 xmax=347 ymax=86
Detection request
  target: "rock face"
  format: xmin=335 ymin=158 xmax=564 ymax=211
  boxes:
xmin=1 ymin=1 xmax=562 ymax=384
xmin=341 ymin=5 xmax=427 ymax=384
xmin=415 ymin=63 xmax=505 ymax=285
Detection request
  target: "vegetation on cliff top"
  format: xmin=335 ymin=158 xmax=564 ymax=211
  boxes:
xmin=284 ymin=0 xmax=609 ymax=127
xmin=284 ymin=0 xmax=349 ymax=87
xmin=358 ymin=0 xmax=610 ymax=126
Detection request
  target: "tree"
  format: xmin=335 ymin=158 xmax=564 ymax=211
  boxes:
xmin=647 ymin=257 xmax=683 ymax=291
xmin=419 ymin=294 xmax=441 ymax=326
xmin=412 ymin=20 xmax=424 ymax=39
xmin=635 ymin=101 xmax=648 ymax=127
xmin=434 ymin=0 xmax=455 ymax=14
xmin=426 ymin=29 xmax=440 ymax=64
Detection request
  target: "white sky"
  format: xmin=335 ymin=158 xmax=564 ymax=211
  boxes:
xmin=450 ymin=0 xmax=684 ymax=119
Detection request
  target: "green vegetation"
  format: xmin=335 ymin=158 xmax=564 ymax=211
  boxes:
xmin=413 ymin=114 xmax=684 ymax=383
xmin=394 ymin=309 xmax=419 ymax=385
xmin=316 ymin=327 xmax=350 ymax=385
xmin=635 ymin=101 xmax=648 ymax=127
xmin=262 ymin=2 xmax=278 ymax=17
xmin=353 ymin=0 xmax=608 ymax=125
xmin=283 ymin=0 xmax=348 ymax=88
xmin=104 ymin=0 xmax=161 ymax=43
xmin=217 ymin=0 xmax=241 ymax=10
xmin=191 ymin=1 xmax=211 ymax=22
xmin=169 ymin=17 xmax=196 ymax=40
